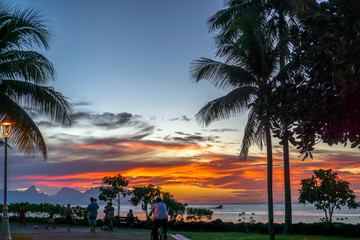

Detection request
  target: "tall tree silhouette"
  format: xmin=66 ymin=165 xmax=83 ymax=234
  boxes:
xmin=191 ymin=11 xmax=278 ymax=240
xmin=208 ymin=0 xmax=297 ymax=234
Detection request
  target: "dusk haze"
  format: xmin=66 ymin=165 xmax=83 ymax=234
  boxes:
xmin=1 ymin=0 xmax=360 ymax=239
xmin=2 ymin=0 xmax=360 ymax=208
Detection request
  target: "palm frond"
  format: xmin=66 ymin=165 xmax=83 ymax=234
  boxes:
xmin=254 ymin=118 xmax=267 ymax=149
xmin=2 ymin=80 xmax=73 ymax=127
xmin=196 ymin=86 xmax=257 ymax=126
xmin=239 ymin=109 xmax=258 ymax=160
xmin=0 ymin=93 xmax=47 ymax=158
xmin=208 ymin=0 xmax=263 ymax=33
xmin=0 ymin=50 xmax=55 ymax=84
xmin=10 ymin=5 xmax=52 ymax=50
xmin=190 ymin=58 xmax=257 ymax=90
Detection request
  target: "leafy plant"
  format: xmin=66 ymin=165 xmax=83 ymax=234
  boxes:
xmin=299 ymin=169 xmax=358 ymax=224
xmin=98 ymin=174 xmax=130 ymax=202
xmin=238 ymin=212 xmax=256 ymax=224
xmin=162 ymin=192 xmax=188 ymax=222
xmin=186 ymin=207 xmax=213 ymax=222
xmin=130 ymin=184 xmax=161 ymax=218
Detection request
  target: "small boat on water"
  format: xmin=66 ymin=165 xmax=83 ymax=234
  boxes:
xmin=215 ymin=204 xmax=223 ymax=209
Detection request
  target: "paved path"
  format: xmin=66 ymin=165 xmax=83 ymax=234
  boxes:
xmin=10 ymin=224 xmax=156 ymax=240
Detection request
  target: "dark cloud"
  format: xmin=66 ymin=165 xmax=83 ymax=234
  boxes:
xmin=173 ymin=136 xmax=207 ymax=142
xmin=71 ymin=111 xmax=155 ymax=133
xmin=203 ymin=128 xmax=238 ymax=133
xmin=73 ymin=101 xmax=91 ymax=106
xmin=134 ymin=124 xmax=155 ymax=138
xmin=43 ymin=135 xmax=212 ymax=166
xmin=73 ymin=111 xmax=134 ymax=128
xmin=169 ymin=115 xmax=191 ymax=122
xmin=165 ymin=131 xmax=220 ymax=143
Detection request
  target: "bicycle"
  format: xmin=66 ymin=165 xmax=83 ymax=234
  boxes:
xmin=150 ymin=227 xmax=165 ymax=240
xmin=146 ymin=218 xmax=167 ymax=240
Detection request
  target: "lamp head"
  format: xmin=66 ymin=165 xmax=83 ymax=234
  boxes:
xmin=0 ymin=115 xmax=12 ymax=138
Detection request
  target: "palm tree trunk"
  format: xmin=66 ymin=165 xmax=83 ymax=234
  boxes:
xmin=283 ymin=138 xmax=293 ymax=234
xmin=278 ymin=8 xmax=293 ymax=234
xmin=117 ymin=193 xmax=121 ymax=216
xmin=265 ymin=124 xmax=275 ymax=240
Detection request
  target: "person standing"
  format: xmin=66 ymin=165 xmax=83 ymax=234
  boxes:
xmin=87 ymin=197 xmax=99 ymax=232
xmin=105 ymin=202 xmax=115 ymax=231
xmin=149 ymin=197 xmax=168 ymax=240
xmin=46 ymin=207 xmax=56 ymax=229
xmin=18 ymin=203 xmax=27 ymax=226
xmin=64 ymin=204 xmax=74 ymax=231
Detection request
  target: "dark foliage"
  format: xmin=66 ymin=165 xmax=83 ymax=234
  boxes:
xmin=287 ymin=0 xmax=360 ymax=155
xmin=299 ymin=169 xmax=358 ymax=223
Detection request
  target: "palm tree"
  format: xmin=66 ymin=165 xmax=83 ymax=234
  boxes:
xmin=208 ymin=0 xmax=297 ymax=234
xmin=191 ymin=12 xmax=278 ymax=240
xmin=0 ymin=3 xmax=73 ymax=159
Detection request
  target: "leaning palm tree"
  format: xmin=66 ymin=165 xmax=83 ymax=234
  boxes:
xmin=208 ymin=0 xmax=297 ymax=234
xmin=191 ymin=12 xmax=278 ymax=240
xmin=0 ymin=3 xmax=73 ymax=159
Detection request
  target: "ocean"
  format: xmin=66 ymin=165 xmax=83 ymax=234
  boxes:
xmin=109 ymin=203 xmax=360 ymax=224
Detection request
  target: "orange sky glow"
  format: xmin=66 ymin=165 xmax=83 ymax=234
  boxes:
xmin=10 ymin=140 xmax=360 ymax=204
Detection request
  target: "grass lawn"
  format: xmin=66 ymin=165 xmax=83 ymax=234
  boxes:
xmin=178 ymin=232 xmax=360 ymax=240
xmin=12 ymin=237 xmax=33 ymax=240
xmin=9 ymin=226 xmax=360 ymax=240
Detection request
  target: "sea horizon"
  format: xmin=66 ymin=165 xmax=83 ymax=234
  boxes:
xmin=92 ymin=202 xmax=360 ymax=225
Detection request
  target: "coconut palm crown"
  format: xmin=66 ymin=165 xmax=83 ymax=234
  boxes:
xmin=0 ymin=3 xmax=73 ymax=159
xmin=191 ymin=12 xmax=279 ymax=239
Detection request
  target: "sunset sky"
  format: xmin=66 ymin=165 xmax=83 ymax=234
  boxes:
xmin=3 ymin=0 xmax=360 ymax=204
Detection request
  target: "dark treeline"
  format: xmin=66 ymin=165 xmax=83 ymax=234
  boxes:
xmin=4 ymin=202 xmax=360 ymax=238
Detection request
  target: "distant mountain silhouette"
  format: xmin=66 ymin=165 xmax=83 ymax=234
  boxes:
xmin=0 ymin=186 xmax=132 ymax=205
xmin=54 ymin=187 xmax=85 ymax=205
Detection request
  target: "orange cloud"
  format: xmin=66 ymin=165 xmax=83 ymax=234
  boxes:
xmin=10 ymin=148 xmax=360 ymax=204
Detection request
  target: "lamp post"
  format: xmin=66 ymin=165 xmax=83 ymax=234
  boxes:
xmin=0 ymin=115 xmax=12 ymax=240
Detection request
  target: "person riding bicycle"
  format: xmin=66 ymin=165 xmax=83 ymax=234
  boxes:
xmin=148 ymin=197 xmax=168 ymax=240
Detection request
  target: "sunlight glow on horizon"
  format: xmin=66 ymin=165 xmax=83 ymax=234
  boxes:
xmin=7 ymin=152 xmax=360 ymax=203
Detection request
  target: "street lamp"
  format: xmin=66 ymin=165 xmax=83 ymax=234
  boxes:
xmin=0 ymin=115 xmax=12 ymax=240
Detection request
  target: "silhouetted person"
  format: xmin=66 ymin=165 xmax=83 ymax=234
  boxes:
xmin=127 ymin=209 xmax=134 ymax=218
xmin=105 ymin=202 xmax=115 ymax=231
xmin=127 ymin=209 xmax=135 ymax=225
xmin=149 ymin=198 xmax=168 ymax=240
xmin=64 ymin=204 xmax=74 ymax=231
xmin=46 ymin=207 xmax=55 ymax=229
xmin=87 ymin=197 xmax=99 ymax=232
xmin=18 ymin=203 xmax=26 ymax=226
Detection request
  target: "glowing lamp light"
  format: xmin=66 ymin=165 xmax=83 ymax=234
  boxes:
xmin=1 ymin=120 xmax=11 ymax=138
xmin=0 ymin=114 xmax=12 ymax=239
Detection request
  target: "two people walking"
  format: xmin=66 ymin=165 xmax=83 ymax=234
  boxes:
xmin=104 ymin=202 xmax=115 ymax=231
